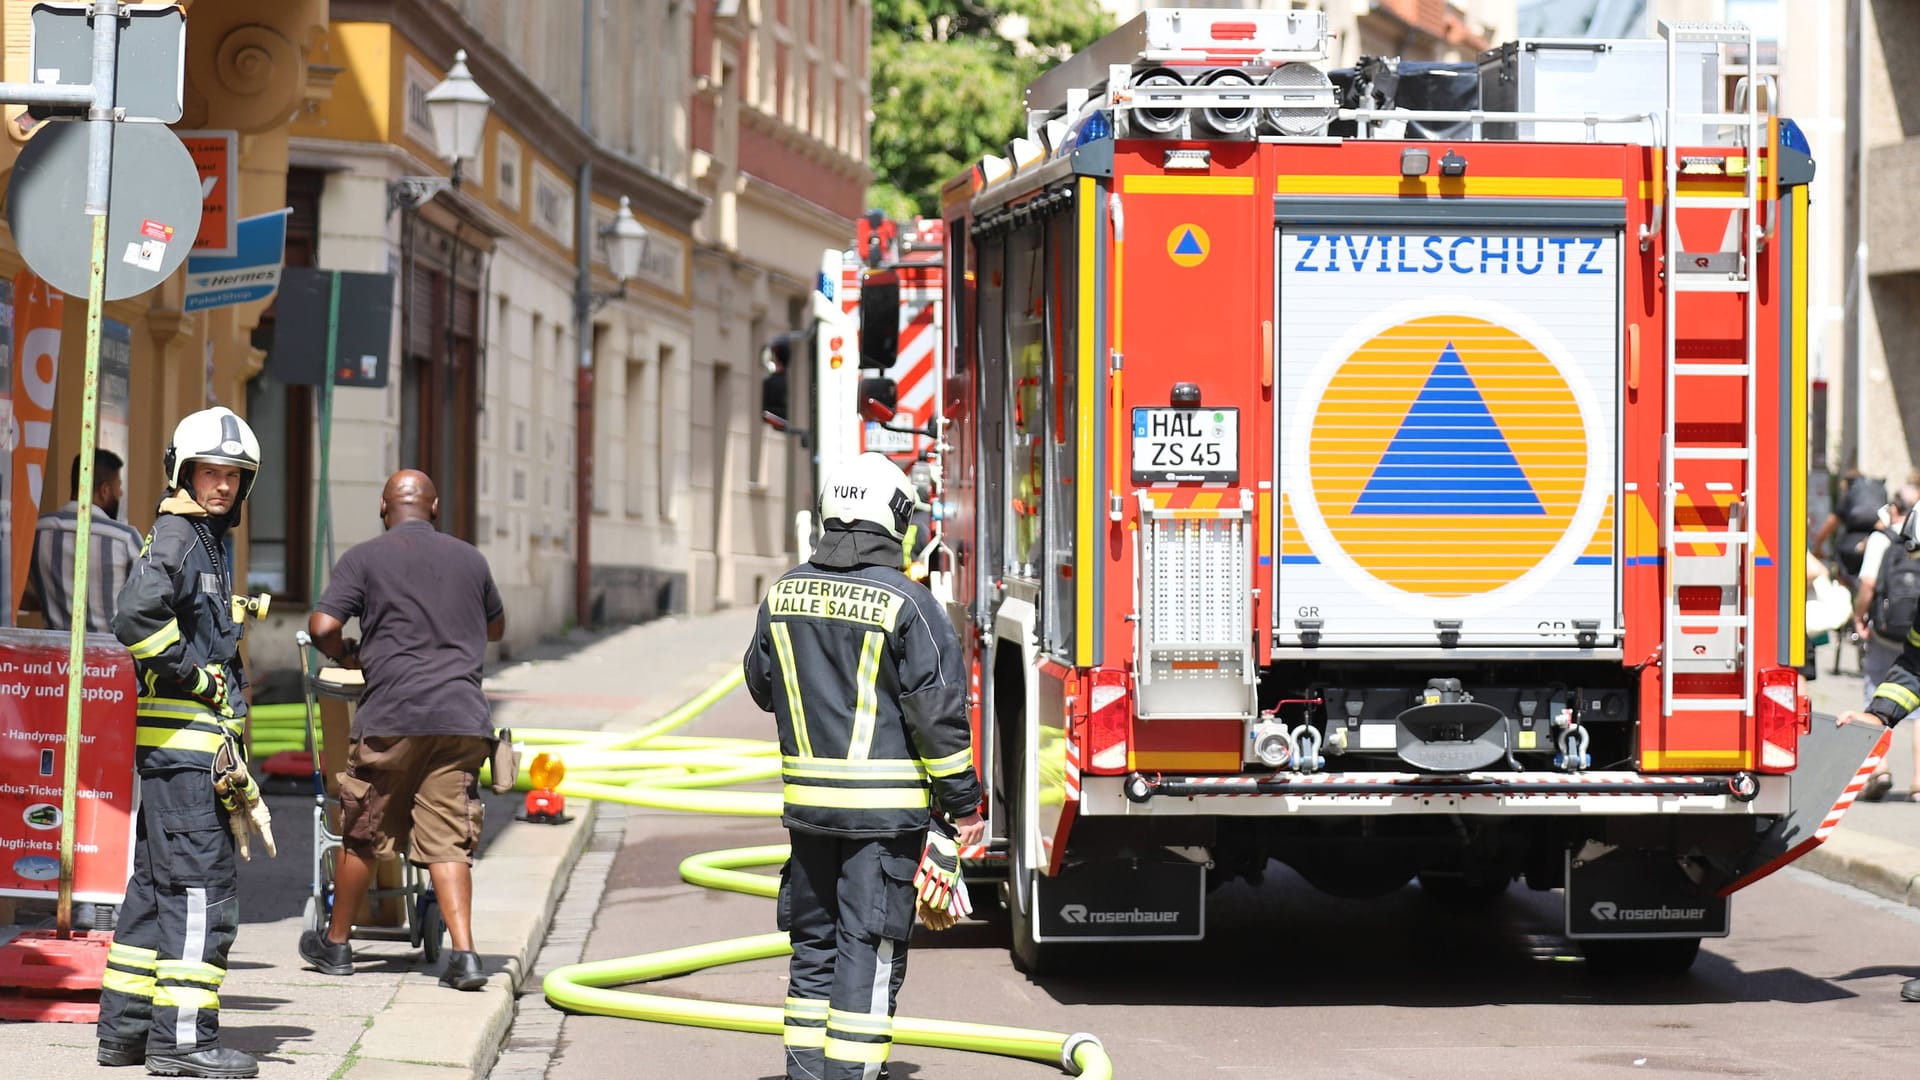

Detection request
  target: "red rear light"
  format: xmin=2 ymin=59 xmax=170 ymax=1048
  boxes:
xmin=1084 ymin=668 xmax=1131 ymax=774
xmin=1755 ymin=667 xmax=1809 ymax=774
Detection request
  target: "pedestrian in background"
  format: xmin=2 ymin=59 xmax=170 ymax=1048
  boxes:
xmin=97 ymin=407 xmax=268 ymax=1078
xmin=25 ymin=449 xmax=142 ymax=632
xmin=298 ymin=469 xmax=505 ymax=993
xmin=745 ymin=452 xmax=986 ymax=1080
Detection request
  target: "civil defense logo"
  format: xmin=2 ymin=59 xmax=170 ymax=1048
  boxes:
xmin=1289 ymin=310 xmax=1608 ymax=601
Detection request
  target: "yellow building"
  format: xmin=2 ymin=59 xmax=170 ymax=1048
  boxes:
xmin=0 ymin=0 xmax=330 ymax=629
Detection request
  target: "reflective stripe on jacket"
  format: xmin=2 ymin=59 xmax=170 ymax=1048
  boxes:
xmin=745 ymin=549 xmax=982 ymax=838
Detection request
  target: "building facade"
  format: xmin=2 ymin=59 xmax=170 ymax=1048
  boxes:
xmin=0 ymin=0 xmax=330 ymax=642
xmin=685 ymin=0 xmax=871 ymax=613
xmin=242 ymin=0 xmax=872 ymax=674
xmin=249 ymin=0 xmax=706 ymax=673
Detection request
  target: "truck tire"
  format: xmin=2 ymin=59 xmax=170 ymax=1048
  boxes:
xmin=1008 ymin=848 xmax=1061 ymax=976
xmin=1580 ymin=936 xmax=1701 ymax=976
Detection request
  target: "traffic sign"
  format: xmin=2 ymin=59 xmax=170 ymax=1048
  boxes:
xmin=6 ymin=119 xmax=202 ymax=299
xmin=270 ymin=267 xmax=395 ymax=388
xmin=27 ymin=1 xmax=184 ymax=123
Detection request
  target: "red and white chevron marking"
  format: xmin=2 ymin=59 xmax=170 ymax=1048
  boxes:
xmin=1816 ymin=734 xmax=1891 ymax=842
xmin=887 ymin=301 xmax=938 ymax=430
xmin=1064 ymin=735 xmax=1082 ymax=802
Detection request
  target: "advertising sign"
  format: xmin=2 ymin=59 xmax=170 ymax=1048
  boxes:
xmin=176 ymin=130 xmax=238 ymax=257
xmin=0 ymin=630 xmax=136 ymax=902
xmin=8 ymin=271 xmax=62 ymax=620
xmin=183 ymin=208 xmax=289 ymax=314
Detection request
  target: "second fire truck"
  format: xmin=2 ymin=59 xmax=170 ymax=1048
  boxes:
xmin=939 ymin=9 xmax=1887 ymax=974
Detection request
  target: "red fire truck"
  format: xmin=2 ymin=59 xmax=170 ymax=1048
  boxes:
xmin=763 ymin=213 xmax=948 ymax=566
xmin=939 ymin=9 xmax=1889 ymax=974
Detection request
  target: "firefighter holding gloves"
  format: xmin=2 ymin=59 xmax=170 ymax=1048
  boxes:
xmin=97 ymin=406 xmax=270 ymax=1078
xmin=745 ymin=452 xmax=987 ymax=1080
xmin=1839 ymin=503 xmax=1920 ymax=1003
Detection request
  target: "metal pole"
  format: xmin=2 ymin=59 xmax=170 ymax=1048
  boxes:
xmin=573 ymin=0 xmax=595 ymax=629
xmin=307 ymin=272 xmax=340 ymax=673
xmin=57 ymin=0 xmax=119 ymax=940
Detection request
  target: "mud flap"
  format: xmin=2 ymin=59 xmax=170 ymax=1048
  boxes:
xmin=1033 ymin=859 xmax=1205 ymax=942
xmin=1707 ymin=715 xmax=1893 ymax=896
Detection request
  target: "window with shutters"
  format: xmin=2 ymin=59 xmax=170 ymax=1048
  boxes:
xmin=400 ymin=217 xmax=483 ymax=541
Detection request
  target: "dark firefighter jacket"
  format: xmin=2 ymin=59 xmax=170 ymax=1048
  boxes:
xmin=114 ymin=492 xmax=247 ymax=771
xmin=745 ymin=524 xmax=982 ymax=838
xmin=1869 ymin=621 xmax=1920 ymax=726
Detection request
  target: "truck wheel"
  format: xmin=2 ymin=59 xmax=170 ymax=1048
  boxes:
xmin=1580 ymin=936 xmax=1701 ymax=976
xmin=1008 ymin=848 xmax=1061 ymax=976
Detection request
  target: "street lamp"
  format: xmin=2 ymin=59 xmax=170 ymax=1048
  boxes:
xmin=388 ymin=49 xmax=494 ymax=217
xmin=585 ymin=195 xmax=651 ymax=312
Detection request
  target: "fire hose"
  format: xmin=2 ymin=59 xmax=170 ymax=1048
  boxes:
xmin=524 ymin=668 xmax=1114 ymax=1078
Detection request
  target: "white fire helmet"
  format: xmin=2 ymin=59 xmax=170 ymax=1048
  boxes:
xmin=164 ymin=406 xmax=262 ymax=504
xmin=820 ymin=452 xmax=917 ymax=540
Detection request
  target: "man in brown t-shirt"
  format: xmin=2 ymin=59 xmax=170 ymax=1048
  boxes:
xmin=297 ymin=469 xmax=506 ymax=991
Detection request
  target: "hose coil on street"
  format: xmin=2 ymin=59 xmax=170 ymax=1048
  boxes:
xmin=528 ymin=667 xmax=1116 ymax=1078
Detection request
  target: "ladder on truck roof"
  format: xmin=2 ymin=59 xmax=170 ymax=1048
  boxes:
xmin=1656 ymin=20 xmax=1770 ymax=729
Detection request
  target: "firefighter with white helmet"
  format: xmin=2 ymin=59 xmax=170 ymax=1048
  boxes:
xmin=97 ymin=406 xmax=272 ymax=1078
xmin=745 ymin=452 xmax=987 ymax=1080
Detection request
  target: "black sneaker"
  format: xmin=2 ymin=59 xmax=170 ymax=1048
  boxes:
xmin=298 ymin=929 xmax=353 ymax=976
xmin=143 ymin=1046 xmax=258 ymax=1078
xmin=1902 ymin=976 xmax=1920 ymax=1002
xmin=97 ymin=1040 xmax=144 ymax=1067
xmin=439 ymin=949 xmax=486 ymax=991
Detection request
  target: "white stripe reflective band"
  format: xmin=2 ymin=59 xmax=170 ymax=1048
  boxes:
xmin=178 ymin=887 xmax=207 ymax=1049
xmin=781 ymin=756 xmax=925 ymax=781
xmin=864 ymin=938 xmax=897 ymax=1079
xmin=847 ymin=631 xmax=883 ymax=761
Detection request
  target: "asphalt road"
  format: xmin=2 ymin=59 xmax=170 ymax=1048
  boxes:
xmin=527 ymin=689 xmax=1920 ymax=1080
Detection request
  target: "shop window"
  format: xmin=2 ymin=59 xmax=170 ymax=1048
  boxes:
xmin=246 ymin=168 xmax=320 ymax=602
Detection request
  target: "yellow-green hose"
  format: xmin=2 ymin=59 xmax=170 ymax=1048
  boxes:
xmin=534 ymin=668 xmax=1114 ymax=1078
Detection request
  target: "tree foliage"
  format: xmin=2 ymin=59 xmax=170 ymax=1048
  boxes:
xmin=868 ymin=0 xmax=1112 ymax=218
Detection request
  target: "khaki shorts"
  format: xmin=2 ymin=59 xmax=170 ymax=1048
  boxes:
xmin=338 ymin=735 xmax=490 ymax=864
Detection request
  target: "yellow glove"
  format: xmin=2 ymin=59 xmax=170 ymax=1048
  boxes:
xmin=189 ymin=664 xmax=237 ymax=719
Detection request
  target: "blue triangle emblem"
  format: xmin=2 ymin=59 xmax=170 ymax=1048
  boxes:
xmin=1174 ymin=229 xmax=1204 ymax=256
xmin=1351 ymin=343 xmax=1544 ymax=515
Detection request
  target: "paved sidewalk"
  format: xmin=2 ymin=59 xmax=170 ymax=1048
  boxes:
xmin=0 ymin=608 xmax=759 ymax=1079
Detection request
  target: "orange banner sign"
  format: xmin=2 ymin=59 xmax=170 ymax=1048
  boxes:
xmin=179 ymin=130 xmax=238 ymax=257
xmin=10 ymin=270 xmax=63 ymax=620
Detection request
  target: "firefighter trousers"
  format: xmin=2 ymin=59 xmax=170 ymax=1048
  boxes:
xmin=97 ymin=766 xmax=240 ymax=1055
xmin=778 ymin=829 xmax=923 ymax=1080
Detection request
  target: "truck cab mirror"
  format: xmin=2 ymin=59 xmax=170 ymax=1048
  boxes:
xmin=859 ymin=376 xmax=899 ymax=422
xmin=859 ymin=271 xmax=900 ymax=369
xmin=761 ymin=367 xmax=791 ymax=431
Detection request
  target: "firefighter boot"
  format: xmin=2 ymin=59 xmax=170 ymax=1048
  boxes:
xmin=143 ymin=1046 xmax=258 ymax=1078
xmin=97 ymin=1039 xmax=145 ymax=1066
